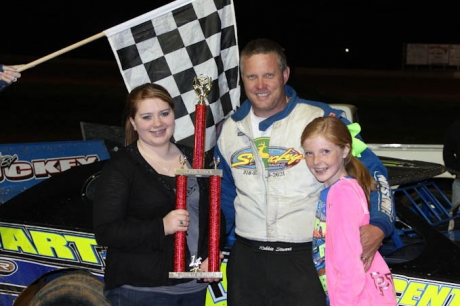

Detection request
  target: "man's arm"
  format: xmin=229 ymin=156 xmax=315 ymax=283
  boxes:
xmin=214 ymin=127 xmax=238 ymax=248
xmin=340 ymin=118 xmax=396 ymax=236
xmin=339 ymin=117 xmax=395 ymax=271
xmin=358 ymin=148 xmax=395 ymax=271
xmin=359 ymin=224 xmax=385 ymax=271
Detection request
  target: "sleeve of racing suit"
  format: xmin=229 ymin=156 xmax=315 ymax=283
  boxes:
xmin=359 ymin=147 xmax=395 ymax=237
xmin=340 ymin=117 xmax=396 ymax=238
xmin=214 ymin=136 xmax=238 ymax=247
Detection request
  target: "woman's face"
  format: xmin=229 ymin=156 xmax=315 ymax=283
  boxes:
xmin=129 ymin=97 xmax=175 ymax=147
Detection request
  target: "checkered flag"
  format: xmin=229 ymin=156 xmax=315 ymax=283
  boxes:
xmin=104 ymin=0 xmax=240 ymax=151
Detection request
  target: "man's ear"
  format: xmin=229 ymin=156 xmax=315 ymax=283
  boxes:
xmin=283 ymin=66 xmax=290 ymax=84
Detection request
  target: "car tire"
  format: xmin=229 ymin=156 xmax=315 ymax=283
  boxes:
xmin=28 ymin=270 xmax=109 ymax=306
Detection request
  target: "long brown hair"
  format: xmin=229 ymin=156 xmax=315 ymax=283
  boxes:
xmin=123 ymin=83 xmax=175 ymax=146
xmin=300 ymin=116 xmax=377 ymax=206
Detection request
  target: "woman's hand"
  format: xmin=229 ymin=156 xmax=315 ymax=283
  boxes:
xmin=163 ymin=209 xmax=189 ymax=235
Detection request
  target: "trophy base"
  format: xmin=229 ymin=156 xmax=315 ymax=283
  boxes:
xmin=169 ymin=271 xmax=223 ymax=279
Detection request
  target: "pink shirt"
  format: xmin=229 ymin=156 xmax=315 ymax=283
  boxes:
xmin=325 ymin=177 xmax=396 ymax=305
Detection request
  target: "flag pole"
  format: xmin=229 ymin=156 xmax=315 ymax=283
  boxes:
xmin=17 ymin=32 xmax=105 ymax=73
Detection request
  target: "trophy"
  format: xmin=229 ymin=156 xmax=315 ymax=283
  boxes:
xmin=169 ymin=75 xmax=222 ymax=279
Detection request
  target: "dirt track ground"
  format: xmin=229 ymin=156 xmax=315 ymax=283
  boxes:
xmin=1 ymin=57 xmax=459 ymax=145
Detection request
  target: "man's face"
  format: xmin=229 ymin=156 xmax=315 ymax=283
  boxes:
xmin=241 ymin=53 xmax=290 ymax=118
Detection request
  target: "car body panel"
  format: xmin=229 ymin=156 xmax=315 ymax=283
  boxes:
xmin=0 ymin=140 xmax=110 ymax=204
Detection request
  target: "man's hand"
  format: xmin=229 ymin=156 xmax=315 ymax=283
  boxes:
xmin=200 ymin=253 xmax=224 ymax=283
xmin=359 ymin=224 xmax=384 ymax=271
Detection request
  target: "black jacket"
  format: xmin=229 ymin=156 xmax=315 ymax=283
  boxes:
xmin=93 ymin=142 xmax=226 ymax=289
xmin=443 ymin=119 xmax=460 ymax=175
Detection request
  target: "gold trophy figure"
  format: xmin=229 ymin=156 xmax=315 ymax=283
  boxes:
xmin=193 ymin=74 xmax=212 ymax=105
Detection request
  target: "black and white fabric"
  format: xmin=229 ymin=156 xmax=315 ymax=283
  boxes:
xmin=104 ymin=0 xmax=240 ymax=151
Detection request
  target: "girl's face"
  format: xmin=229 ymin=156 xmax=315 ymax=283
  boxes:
xmin=302 ymin=135 xmax=350 ymax=187
xmin=129 ymin=97 xmax=175 ymax=147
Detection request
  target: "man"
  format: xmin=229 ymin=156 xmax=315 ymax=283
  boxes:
xmin=214 ymin=38 xmax=395 ymax=305
xmin=443 ymin=119 xmax=460 ymax=206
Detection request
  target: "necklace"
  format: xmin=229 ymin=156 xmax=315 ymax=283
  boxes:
xmin=145 ymin=153 xmax=173 ymax=174
xmin=153 ymin=159 xmax=171 ymax=172
xmin=138 ymin=142 xmax=173 ymax=174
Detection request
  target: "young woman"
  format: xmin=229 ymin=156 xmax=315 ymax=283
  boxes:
xmin=93 ymin=83 xmax=225 ymax=306
xmin=301 ymin=116 xmax=396 ymax=305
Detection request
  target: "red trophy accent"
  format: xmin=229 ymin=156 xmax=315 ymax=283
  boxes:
xmin=193 ymin=103 xmax=206 ymax=169
xmin=174 ymin=171 xmax=187 ymax=272
xmin=192 ymin=75 xmax=212 ymax=169
xmin=209 ymin=174 xmax=221 ymax=272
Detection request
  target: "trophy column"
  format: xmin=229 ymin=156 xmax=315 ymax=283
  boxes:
xmin=173 ymin=159 xmax=188 ymax=273
xmin=192 ymin=74 xmax=212 ymax=170
xmin=208 ymin=163 xmax=221 ymax=273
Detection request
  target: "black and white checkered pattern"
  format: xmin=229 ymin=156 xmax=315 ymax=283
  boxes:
xmin=105 ymin=0 xmax=240 ymax=151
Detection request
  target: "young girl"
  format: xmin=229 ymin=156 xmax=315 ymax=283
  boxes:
xmin=301 ymin=116 xmax=396 ymax=305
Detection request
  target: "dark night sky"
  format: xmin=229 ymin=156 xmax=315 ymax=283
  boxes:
xmin=3 ymin=1 xmax=460 ymax=70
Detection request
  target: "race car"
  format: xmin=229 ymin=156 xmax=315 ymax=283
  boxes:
xmin=1 ymin=130 xmax=460 ymax=305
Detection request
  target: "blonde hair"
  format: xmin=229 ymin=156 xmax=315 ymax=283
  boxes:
xmin=240 ymin=38 xmax=287 ymax=73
